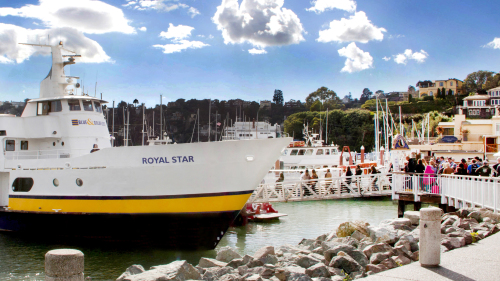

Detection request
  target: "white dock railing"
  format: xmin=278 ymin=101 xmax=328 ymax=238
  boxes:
xmin=392 ymin=173 xmax=500 ymax=213
xmin=249 ymin=173 xmax=392 ymax=203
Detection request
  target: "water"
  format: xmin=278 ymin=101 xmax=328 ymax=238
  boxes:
xmin=0 ymin=198 xmax=396 ymax=280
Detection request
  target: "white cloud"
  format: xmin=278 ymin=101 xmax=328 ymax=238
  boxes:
xmin=153 ymin=40 xmax=209 ymax=54
xmin=159 ymin=23 xmax=194 ymax=40
xmin=318 ymin=11 xmax=385 ymax=44
xmin=306 ymin=0 xmax=356 ymax=13
xmin=0 ymin=23 xmax=112 ymax=64
xmin=485 ymin=38 xmax=500 ymax=49
xmin=337 ymin=42 xmax=373 ymax=73
xmin=382 ymin=56 xmax=390 ymax=61
xmin=154 ymin=23 xmax=209 ymax=54
xmin=139 ymin=26 xmax=147 ymax=32
xmin=248 ymin=48 xmax=267 ymax=55
xmin=125 ymin=0 xmax=200 ymax=17
xmin=212 ymin=0 xmax=305 ymax=49
xmin=388 ymin=34 xmax=404 ymax=39
xmin=0 ymin=0 xmax=135 ymax=34
xmin=393 ymin=49 xmax=428 ymax=64
xmin=188 ymin=7 xmax=200 ymax=18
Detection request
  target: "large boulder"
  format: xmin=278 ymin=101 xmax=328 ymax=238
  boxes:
xmin=116 ymin=265 xmax=145 ymax=281
xmin=276 ymin=244 xmax=309 ymax=256
xmin=403 ymin=211 xmax=421 ymax=225
xmin=441 ymin=237 xmax=466 ymax=251
xmin=369 ymin=252 xmax=390 ymax=265
xmin=392 ymin=254 xmax=412 ymax=266
xmin=351 ymin=230 xmax=367 ymax=241
xmin=254 ymin=246 xmax=275 ymax=261
xmin=323 ymin=245 xmax=369 ymax=267
xmin=198 ymin=257 xmax=227 ymax=268
xmin=274 ymin=266 xmax=310 ymax=281
xmin=295 ymin=255 xmax=321 ymax=268
xmin=362 ymin=243 xmax=394 ymax=259
xmin=329 ymin=255 xmax=363 ymax=275
xmin=216 ymin=247 xmax=242 ymax=263
xmin=227 ymin=259 xmax=244 ymax=269
xmin=202 ymin=266 xmax=235 ymax=281
xmin=305 ymin=263 xmax=331 ymax=278
xmin=122 ymin=260 xmax=201 ymax=281
xmin=367 ymin=225 xmax=397 ymax=244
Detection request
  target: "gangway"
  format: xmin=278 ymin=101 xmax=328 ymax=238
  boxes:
xmin=249 ymin=173 xmax=392 ymax=203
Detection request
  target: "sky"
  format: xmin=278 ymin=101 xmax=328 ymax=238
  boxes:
xmin=1 ymin=0 xmax=500 ymax=107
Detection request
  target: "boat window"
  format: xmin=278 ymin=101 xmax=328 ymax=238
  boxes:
xmin=0 ymin=130 xmax=6 ymax=136
xmin=5 ymin=140 xmax=15 ymax=151
xmin=20 ymin=141 xmax=28 ymax=150
xmin=37 ymin=101 xmax=50 ymax=116
xmin=50 ymin=100 xmax=62 ymax=112
xmin=316 ymin=149 xmax=323 ymax=155
xmin=53 ymin=179 xmax=59 ymax=187
xmin=12 ymin=178 xmax=34 ymax=192
xmin=290 ymin=149 xmax=298 ymax=156
xmin=68 ymin=100 xmax=81 ymax=111
xmin=298 ymin=149 xmax=305 ymax=155
xmin=76 ymin=178 xmax=83 ymax=186
xmin=305 ymin=149 xmax=313 ymax=155
xmin=282 ymin=149 xmax=288 ymax=156
xmin=82 ymin=100 xmax=93 ymax=111
xmin=325 ymin=149 xmax=330 ymax=155
xmin=94 ymin=101 xmax=102 ymax=113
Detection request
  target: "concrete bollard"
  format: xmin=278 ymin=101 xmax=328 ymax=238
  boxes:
xmin=45 ymin=249 xmax=84 ymax=281
xmin=419 ymin=207 xmax=441 ymax=267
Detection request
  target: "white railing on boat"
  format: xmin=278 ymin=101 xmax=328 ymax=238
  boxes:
xmin=392 ymin=173 xmax=500 ymax=213
xmin=4 ymin=149 xmax=89 ymax=160
xmin=250 ymin=173 xmax=392 ymax=203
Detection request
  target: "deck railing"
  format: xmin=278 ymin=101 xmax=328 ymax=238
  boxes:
xmin=250 ymin=173 xmax=392 ymax=203
xmin=392 ymin=172 xmax=500 ymax=213
xmin=4 ymin=148 xmax=89 ymax=160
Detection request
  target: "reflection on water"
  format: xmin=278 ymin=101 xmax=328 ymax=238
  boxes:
xmin=0 ymin=198 xmax=395 ymax=280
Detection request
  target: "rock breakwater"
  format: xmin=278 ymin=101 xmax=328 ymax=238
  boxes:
xmin=116 ymin=207 xmax=500 ymax=281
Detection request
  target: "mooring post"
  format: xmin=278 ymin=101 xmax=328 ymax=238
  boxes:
xmin=397 ymin=200 xmax=406 ymax=218
xmin=419 ymin=207 xmax=441 ymax=267
xmin=45 ymin=249 xmax=84 ymax=281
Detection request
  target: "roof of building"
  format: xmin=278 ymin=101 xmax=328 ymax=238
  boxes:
xmin=463 ymin=95 xmax=489 ymax=100
xmin=438 ymin=122 xmax=454 ymax=126
xmin=487 ymin=86 xmax=500 ymax=92
xmin=463 ymin=120 xmax=493 ymax=125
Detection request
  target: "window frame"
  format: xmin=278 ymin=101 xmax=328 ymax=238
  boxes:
xmin=68 ymin=100 xmax=81 ymax=111
xmin=5 ymin=140 xmax=15 ymax=151
xmin=82 ymin=100 xmax=94 ymax=111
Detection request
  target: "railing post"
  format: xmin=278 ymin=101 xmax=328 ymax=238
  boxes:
xmin=420 ymin=207 xmax=441 ymax=267
xmin=45 ymin=249 xmax=84 ymax=281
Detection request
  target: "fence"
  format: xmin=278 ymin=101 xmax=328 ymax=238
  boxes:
xmin=249 ymin=173 xmax=392 ymax=203
xmin=392 ymin=172 xmax=500 ymax=213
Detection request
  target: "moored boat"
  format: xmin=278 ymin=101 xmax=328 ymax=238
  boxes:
xmin=0 ymin=42 xmax=291 ymax=249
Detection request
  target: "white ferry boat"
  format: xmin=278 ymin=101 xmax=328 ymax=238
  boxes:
xmin=0 ymin=42 xmax=291 ymax=249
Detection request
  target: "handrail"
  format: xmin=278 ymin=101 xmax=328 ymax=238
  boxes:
xmin=4 ymin=148 xmax=90 ymax=160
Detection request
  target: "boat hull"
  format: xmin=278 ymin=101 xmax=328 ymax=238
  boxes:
xmin=0 ymin=209 xmax=239 ymax=249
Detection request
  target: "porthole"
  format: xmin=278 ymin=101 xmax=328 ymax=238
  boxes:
xmin=61 ymin=142 xmax=65 ymax=146
xmin=53 ymin=178 xmax=59 ymax=187
xmin=53 ymin=142 xmax=56 ymax=146
xmin=12 ymin=178 xmax=34 ymax=192
xmin=76 ymin=178 xmax=83 ymax=186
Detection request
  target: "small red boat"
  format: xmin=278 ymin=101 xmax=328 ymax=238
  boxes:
xmin=246 ymin=202 xmax=288 ymax=222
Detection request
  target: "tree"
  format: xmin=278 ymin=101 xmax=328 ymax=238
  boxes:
xmin=408 ymin=94 xmax=413 ymax=103
xmin=310 ymin=100 xmax=322 ymax=112
xmin=463 ymin=70 xmax=495 ymax=94
xmin=273 ymin=89 xmax=284 ymax=106
xmin=437 ymin=88 xmax=441 ymax=99
xmin=375 ymin=90 xmax=384 ymax=97
xmin=441 ymin=87 xmax=446 ymax=98
xmin=484 ymin=73 xmax=500 ymax=90
xmin=360 ymin=88 xmax=373 ymax=103
xmin=448 ymin=89 xmax=453 ymax=96
xmin=133 ymin=99 xmax=139 ymax=107
xmin=305 ymin=86 xmax=342 ymax=109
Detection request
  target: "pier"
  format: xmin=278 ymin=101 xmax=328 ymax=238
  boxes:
xmin=251 ymin=171 xmax=500 ymax=217
xmin=249 ymin=173 xmax=392 ymax=203
xmin=392 ymin=172 xmax=500 ymax=216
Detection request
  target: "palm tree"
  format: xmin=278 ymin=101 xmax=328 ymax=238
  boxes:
xmin=133 ymin=99 xmax=139 ymax=107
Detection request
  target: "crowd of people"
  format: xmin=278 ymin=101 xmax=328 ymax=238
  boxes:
xmin=403 ymin=155 xmax=500 ymax=177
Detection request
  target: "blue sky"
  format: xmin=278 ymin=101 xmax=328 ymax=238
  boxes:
xmin=1 ymin=0 xmax=500 ymax=107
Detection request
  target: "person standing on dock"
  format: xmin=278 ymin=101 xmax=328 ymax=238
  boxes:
xmin=477 ymin=161 xmax=493 ymax=177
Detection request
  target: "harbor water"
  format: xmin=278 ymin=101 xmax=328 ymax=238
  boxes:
xmin=0 ymin=198 xmax=396 ymax=280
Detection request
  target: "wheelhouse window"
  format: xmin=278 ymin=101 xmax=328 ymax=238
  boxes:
xmin=5 ymin=140 xmax=15 ymax=151
xmin=68 ymin=100 xmax=81 ymax=111
xmin=12 ymin=178 xmax=34 ymax=192
xmin=82 ymin=100 xmax=93 ymax=111
xmin=290 ymin=149 xmax=298 ymax=156
xmin=305 ymin=149 xmax=313 ymax=155
xmin=20 ymin=141 xmax=28 ymax=150
xmin=316 ymin=149 xmax=323 ymax=155
xmin=298 ymin=149 xmax=305 ymax=155
xmin=325 ymin=149 xmax=330 ymax=155
xmin=94 ymin=101 xmax=102 ymax=113
xmin=37 ymin=101 xmax=50 ymax=115
xmin=50 ymin=100 xmax=62 ymax=112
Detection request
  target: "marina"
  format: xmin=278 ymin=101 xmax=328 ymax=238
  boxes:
xmin=0 ymin=198 xmax=396 ymax=280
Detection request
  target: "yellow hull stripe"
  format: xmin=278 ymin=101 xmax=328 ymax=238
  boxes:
xmin=8 ymin=193 xmax=252 ymax=214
